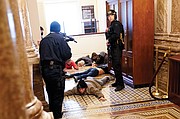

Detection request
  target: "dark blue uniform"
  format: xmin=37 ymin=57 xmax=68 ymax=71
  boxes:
xmin=39 ymin=32 xmax=72 ymax=118
xmin=105 ymin=20 xmax=125 ymax=91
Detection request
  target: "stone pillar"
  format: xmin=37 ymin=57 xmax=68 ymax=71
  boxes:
xmin=10 ymin=0 xmax=34 ymax=104
xmin=0 ymin=0 xmax=27 ymax=118
xmin=17 ymin=0 xmax=38 ymax=60
xmin=26 ymin=0 xmax=41 ymax=47
xmin=155 ymin=0 xmax=168 ymax=34
xmin=171 ymin=0 xmax=180 ymax=34
xmin=17 ymin=0 xmax=49 ymax=113
xmin=0 ymin=0 xmax=53 ymax=119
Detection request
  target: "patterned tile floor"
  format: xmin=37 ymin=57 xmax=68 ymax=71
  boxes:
xmin=62 ymin=68 xmax=180 ymax=119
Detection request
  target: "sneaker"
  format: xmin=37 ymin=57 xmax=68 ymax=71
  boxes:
xmin=115 ymin=85 xmax=125 ymax=92
xmin=73 ymin=76 xmax=78 ymax=83
xmin=73 ymin=76 xmax=83 ymax=83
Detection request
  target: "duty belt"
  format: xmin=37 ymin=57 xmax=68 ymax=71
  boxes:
xmin=41 ymin=60 xmax=62 ymax=66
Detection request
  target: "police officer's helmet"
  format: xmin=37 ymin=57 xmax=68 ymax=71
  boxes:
xmin=107 ymin=10 xmax=117 ymax=20
xmin=50 ymin=21 xmax=61 ymax=33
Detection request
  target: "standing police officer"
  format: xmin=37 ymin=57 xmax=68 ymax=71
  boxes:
xmin=39 ymin=21 xmax=72 ymax=119
xmin=105 ymin=10 xmax=125 ymax=92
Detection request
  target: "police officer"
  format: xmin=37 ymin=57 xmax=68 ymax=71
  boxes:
xmin=105 ymin=10 xmax=125 ymax=92
xmin=39 ymin=21 xmax=72 ymax=119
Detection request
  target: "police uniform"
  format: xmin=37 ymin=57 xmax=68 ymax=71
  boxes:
xmin=105 ymin=10 xmax=125 ymax=91
xmin=39 ymin=21 xmax=72 ymax=119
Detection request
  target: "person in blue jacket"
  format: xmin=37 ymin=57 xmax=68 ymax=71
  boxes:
xmin=39 ymin=21 xmax=72 ymax=119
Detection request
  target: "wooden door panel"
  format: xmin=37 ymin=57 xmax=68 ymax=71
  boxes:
xmin=169 ymin=55 xmax=180 ymax=106
xmin=127 ymin=51 xmax=133 ymax=77
xmin=122 ymin=53 xmax=127 ymax=75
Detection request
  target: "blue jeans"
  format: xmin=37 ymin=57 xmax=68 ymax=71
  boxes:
xmin=72 ymin=68 xmax=99 ymax=79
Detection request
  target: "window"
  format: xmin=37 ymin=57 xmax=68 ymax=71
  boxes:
xmin=44 ymin=1 xmax=82 ymax=35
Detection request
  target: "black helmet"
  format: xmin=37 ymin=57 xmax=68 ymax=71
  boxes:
xmin=107 ymin=9 xmax=117 ymax=20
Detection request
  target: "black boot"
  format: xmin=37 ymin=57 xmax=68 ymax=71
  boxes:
xmin=111 ymin=82 xmax=117 ymax=87
xmin=115 ymin=85 xmax=125 ymax=92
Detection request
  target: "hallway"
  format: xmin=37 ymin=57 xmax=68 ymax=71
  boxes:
xmin=62 ymin=67 xmax=180 ymax=119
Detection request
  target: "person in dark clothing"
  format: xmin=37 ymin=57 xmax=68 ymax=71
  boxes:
xmin=39 ymin=21 xmax=72 ymax=119
xmin=91 ymin=51 xmax=108 ymax=66
xmin=66 ymin=64 xmax=109 ymax=82
xmin=75 ymin=52 xmax=108 ymax=67
xmin=105 ymin=10 xmax=125 ymax=92
xmin=75 ymin=55 xmax=93 ymax=66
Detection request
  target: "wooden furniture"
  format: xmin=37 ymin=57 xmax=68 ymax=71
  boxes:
xmin=106 ymin=0 xmax=154 ymax=88
xmin=168 ymin=55 xmax=180 ymax=106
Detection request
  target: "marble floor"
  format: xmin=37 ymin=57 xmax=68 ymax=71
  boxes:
xmin=62 ymin=67 xmax=180 ymax=119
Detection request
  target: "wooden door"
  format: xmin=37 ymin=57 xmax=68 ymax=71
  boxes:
xmin=119 ymin=0 xmax=133 ymax=78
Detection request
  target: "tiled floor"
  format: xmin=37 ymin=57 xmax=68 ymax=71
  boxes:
xmin=62 ymin=67 xmax=180 ymax=119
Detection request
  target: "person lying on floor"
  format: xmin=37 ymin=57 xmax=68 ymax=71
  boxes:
xmin=64 ymin=76 xmax=114 ymax=101
xmin=91 ymin=51 xmax=108 ymax=66
xmin=75 ymin=55 xmax=93 ymax=67
xmin=66 ymin=64 xmax=109 ymax=82
xmin=65 ymin=59 xmax=78 ymax=70
xmin=75 ymin=51 xmax=108 ymax=67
